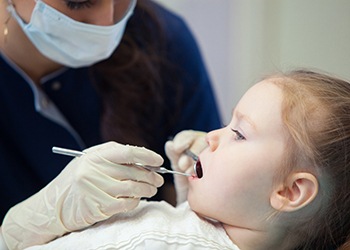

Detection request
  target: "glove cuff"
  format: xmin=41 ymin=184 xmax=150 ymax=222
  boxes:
xmin=2 ymin=188 xmax=67 ymax=249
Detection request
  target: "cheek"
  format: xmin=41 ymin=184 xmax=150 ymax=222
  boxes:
xmin=188 ymin=162 xmax=237 ymax=211
xmin=15 ymin=2 xmax=36 ymax=22
xmin=189 ymin=149 xmax=241 ymax=195
xmin=188 ymin=151 xmax=277 ymax=206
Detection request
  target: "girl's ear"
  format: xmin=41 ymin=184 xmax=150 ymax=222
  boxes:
xmin=270 ymin=172 xmax=319 ymax=212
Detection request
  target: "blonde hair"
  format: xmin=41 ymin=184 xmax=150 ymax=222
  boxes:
xmin=268 ymin=70 xmax=350 ymax=249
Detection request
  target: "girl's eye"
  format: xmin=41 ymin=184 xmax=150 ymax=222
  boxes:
xmin=231 ymin=129 xmax=246 ymax=141
xmin=64 ymin=0 xmax=93 ymax=10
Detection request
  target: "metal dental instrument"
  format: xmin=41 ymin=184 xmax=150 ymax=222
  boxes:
xmin=184 ymin=149 xmax=202 ymax=178
xmin=52 ymin=146 xmax=192 ymax=177
xmin=184 ymin=149 xmax=198 ymax=162
xmin=52 ymin=147 xmax=85 ymax=157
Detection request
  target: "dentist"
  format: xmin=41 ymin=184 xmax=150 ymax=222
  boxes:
xmin=0 ymin=0 xmax=220 ymax=249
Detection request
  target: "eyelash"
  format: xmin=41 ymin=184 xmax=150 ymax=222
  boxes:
xmin=231 ymin=129 xmax=246 ymax=141
xmin=64 ymin=0 xmax=93 ymax=10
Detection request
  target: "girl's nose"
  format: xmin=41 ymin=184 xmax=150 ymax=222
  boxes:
xmin=206 ymin=128 xmax=222 ymax=152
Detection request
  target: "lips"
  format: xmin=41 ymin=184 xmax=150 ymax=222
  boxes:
xmin=194 ymin=159 xmax=203 ymax=178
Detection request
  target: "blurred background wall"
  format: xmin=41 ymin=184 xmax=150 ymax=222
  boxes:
xmin=153 ymin=0 xmax=350 ymax=123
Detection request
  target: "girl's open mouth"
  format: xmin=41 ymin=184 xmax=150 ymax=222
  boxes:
xmin=194 ymin=159 xmax=203 ymax=179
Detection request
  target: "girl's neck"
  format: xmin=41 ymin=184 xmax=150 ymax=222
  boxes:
xmin=223 ymin=223 xmax=297 ymax=250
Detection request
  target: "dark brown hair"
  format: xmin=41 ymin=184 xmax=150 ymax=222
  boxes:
xmin=270 ymin=70 xmax=350 ymax=250
xmin=90 ymin=0 xmax=182 ymax=149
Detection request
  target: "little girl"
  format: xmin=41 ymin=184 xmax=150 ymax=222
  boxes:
xmin=26 ymin=70 xmax=350 ymax=249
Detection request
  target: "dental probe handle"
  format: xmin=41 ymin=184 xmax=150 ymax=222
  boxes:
xmin=52 ymin=147 xmax=84 ymax=157
xmin=52 ymin=147 xmax=192 ymax=177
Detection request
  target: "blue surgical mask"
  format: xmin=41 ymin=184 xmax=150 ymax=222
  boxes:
xmin=6 ymin=0 xmax=136 ymax=68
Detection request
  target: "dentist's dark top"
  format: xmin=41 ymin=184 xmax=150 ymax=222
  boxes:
xmin=0 ymin=1 xmax=221 ymax=220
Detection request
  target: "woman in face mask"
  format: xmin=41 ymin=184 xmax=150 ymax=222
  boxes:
xmin=0 ymin=0 xmax=221 ymax=249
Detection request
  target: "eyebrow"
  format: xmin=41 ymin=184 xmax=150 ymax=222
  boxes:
xmin=233 ymin=109 xmax=257 ymax=131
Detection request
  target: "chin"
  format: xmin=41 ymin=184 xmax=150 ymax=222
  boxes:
xmin=187 ymin=193 xmax=204 ymax=214
xmin=189 ymin=203 xmax=220 ymax=223
xmin=187 ymin=192 xmax=197 ymax=210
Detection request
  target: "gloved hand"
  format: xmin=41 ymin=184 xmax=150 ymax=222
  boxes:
xmin=165 ymin=130 xmax=207 ymax=205
xmin=2 ymin=141 xmax=164 ymax=250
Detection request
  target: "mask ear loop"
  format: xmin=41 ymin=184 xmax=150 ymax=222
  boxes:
xmin=3 ymin=15 xmax=10 ymax=44
xmin=3 ymin=0 xmax=14 ymax=44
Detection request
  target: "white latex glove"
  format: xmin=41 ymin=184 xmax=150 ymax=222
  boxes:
xmin=165 ymin=130 xmax=207 ymax=205
xmin=2 ymin=142 xmax=164 ymax=250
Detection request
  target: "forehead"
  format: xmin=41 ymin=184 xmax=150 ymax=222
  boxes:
xmin=235 ymin=80 xmax=284 ymax=132
xmin=237 ymin=80 xmax=283 ymax=112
